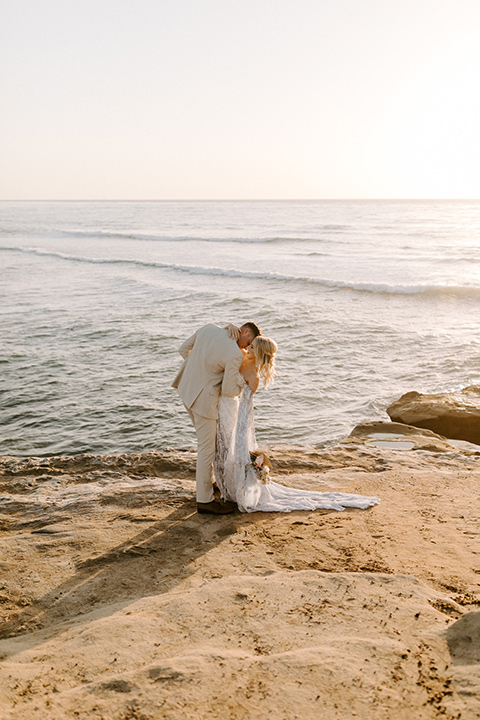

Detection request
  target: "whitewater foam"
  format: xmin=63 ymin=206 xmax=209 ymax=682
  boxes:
xmin=2 ymin=245 xmax=480 ymax=300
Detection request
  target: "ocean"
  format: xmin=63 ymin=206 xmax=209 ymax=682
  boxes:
xmin=1 ymin=200 xmax=479 ymax=457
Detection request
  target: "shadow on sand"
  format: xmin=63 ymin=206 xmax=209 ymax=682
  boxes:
xmin=0 ymin=498 xmax=246 ymax=648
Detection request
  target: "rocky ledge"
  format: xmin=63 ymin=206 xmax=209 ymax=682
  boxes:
xmin=2 ymin=425 xmax=480 ymax=719
xmin=387 ymin=385 xmax=480 ymax=446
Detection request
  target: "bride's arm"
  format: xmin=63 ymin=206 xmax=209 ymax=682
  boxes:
xmin=224 ymin=323 xmax=240 ymax=341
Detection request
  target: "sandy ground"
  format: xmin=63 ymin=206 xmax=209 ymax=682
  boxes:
xmin=1 ymin=427 xmax=480 ymax=719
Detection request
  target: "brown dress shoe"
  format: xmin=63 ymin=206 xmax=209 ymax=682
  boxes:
xmin=197 ymin=500 xmax=234 ymax=515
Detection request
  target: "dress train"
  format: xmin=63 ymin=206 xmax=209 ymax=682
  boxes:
xmin=214 ymin=383 xmax=380 ymax=513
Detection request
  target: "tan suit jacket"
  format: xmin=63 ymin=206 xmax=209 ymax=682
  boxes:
xmin=172 ymin=324 xmax=244 ymax=419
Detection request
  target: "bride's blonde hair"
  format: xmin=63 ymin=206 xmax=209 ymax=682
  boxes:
xmin=252 ymin=336 xmax=277 ymax=388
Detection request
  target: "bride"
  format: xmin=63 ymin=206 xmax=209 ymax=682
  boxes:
xmin=214 ymin=335 xmax=380 ymax=513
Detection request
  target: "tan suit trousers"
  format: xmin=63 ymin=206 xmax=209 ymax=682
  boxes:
xmin=185 ymin=404 xmax=217 ymax=503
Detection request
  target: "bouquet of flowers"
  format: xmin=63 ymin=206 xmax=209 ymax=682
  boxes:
xmin=249 ymin=449 xmax=272 ymax=484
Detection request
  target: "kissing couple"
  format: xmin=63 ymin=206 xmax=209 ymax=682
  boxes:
xmin=173 ymin=322 xmax=380 ymax=515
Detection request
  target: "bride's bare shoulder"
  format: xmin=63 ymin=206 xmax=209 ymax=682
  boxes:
xmin=248 ymin=375 xmax=259 ymax=393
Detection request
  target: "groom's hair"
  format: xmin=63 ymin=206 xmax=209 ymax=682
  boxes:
xmin=241 ymin=321 xmax=261 ymax=338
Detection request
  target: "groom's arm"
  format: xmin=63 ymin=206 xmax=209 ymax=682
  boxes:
xmin=221 ymin=354 xmax=244 ymax=397
xmin=178 ymin=330 xmax=197 ymax=359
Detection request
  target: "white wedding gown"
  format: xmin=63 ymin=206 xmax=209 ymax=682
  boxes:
xmin=214 ymin=382 xmax=380 ymax=513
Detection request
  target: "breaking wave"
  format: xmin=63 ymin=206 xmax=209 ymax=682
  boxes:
xmin=2 ymin=245 xmax=480 ymax=300
xmin=58 ymin=229 xmax=329 ymax=244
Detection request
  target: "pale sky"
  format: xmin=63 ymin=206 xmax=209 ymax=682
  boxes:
xmin=1 ymin=0 xmax=480 ymax=199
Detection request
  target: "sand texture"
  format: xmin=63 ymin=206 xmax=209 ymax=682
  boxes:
xmin=1 ymin=426 xmax=480 ymax=719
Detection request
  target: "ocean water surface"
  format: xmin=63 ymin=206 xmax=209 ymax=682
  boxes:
xmin=1 ymin=200 xmax=479 ymax=456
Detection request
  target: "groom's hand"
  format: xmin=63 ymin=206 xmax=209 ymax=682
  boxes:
xmin=225 ymin=323 xmax=240 ymax=341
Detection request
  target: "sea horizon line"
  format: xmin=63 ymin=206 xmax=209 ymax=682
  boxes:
xmin=1 ymin=197 xmax=480 ymax=203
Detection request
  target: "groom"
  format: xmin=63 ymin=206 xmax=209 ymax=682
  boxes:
xmin=172 ymin=322 xmax=261 ymax=514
